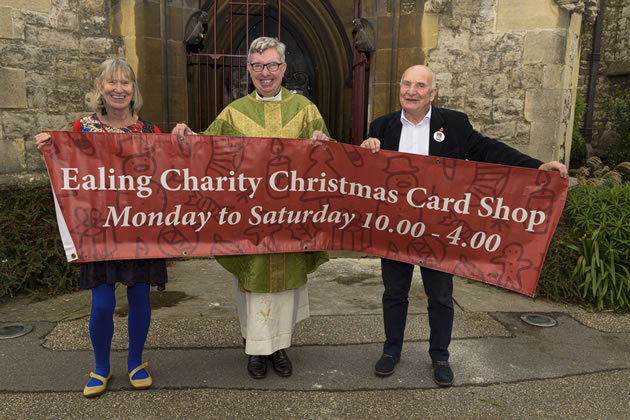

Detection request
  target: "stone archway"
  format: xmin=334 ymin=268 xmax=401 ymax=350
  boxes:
xmin=278 ymin=1 xmax=353 ymax=141
xmin=196 ymin=0 xmax=353 ymax=141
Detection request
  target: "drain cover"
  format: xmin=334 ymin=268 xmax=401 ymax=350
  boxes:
xmin=0 ymin=324 xmax=33 ymax=339
xmin=520 ymin=314 xmax=556 ymax=327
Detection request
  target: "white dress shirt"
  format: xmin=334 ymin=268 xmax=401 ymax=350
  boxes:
xmin=398 ymin=106 xmax=432 ymax=155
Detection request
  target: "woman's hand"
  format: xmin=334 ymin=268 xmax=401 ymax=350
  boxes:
xmin=35 ymin=133 xmax=52 ymax=153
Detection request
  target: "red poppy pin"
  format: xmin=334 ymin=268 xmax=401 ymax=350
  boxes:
xmin=433 ymin=128 xmax=445 ymax=142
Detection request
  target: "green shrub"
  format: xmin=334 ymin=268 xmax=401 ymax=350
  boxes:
xmin=562 ymin=184 xmax=630 ymax=312
xmin=0 ymin=187 xmax=79 ymax=299
xmin=607 ymin=89 xmax=630 ymax=166
xmin=537 ymin=214 xmax=583 ymax=304
xmin=570 ymin=91 xmax=586 ymax=167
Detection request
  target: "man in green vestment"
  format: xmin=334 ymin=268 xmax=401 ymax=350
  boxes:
xmin=172 ymin=37 xmax=331 ymax=379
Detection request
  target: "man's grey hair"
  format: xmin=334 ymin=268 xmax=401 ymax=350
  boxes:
xmin=247 ymin=37 xmax=286 ymax=63
xmin=400 ymin=67 xmax=437 ymax=89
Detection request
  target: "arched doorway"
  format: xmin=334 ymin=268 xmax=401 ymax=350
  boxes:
xmin=186 ymin=0 xmax=353 ymax=142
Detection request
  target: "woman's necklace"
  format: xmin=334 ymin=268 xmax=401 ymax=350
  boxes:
xmin=97 ymin=117 xmax=110 ymax=132
xmin=98 ymin=114 xmax=135 ymax=132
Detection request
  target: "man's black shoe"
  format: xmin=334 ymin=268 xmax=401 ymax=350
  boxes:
xmin=432 ymin=360 xmax=454 ymax=387
xmin=269 ymin=349 xmax=292 ymax=377
xmin=375 ymin=354 xmax=399 ymax=376
xmin=247 ymin=355 xmax=267 ymax=379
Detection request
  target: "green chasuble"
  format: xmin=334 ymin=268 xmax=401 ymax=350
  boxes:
xmin=201 ymin=87 xmax=330 ymax=293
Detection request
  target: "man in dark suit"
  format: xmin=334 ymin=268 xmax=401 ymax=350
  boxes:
xmin=361 ymin=65 xmax=567 ymax=387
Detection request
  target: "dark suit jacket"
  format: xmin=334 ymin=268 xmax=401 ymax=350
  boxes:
xmin=367 ymin=107 xmax=543 ymax=168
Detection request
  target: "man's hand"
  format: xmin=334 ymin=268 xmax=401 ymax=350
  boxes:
xmin=172 ymin=123 xmax=194 ymax=139
xmin=311 ymin=130 xmax=329 ymax=141
xmin=360 ymin=137 xmax=381 ymax=153
xmin=35 ymin=133 xmax=52 ymax=153
xmin=538 ymin=161 xmax=568 ymax=178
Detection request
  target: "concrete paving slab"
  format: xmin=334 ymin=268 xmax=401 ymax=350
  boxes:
xmin=42 ymin=312 xmax=510 ymax=351
xmin=157 ymin=257 xmax=433 ymax=318
xmin=0 ymin=257 xmax=568 ymax=324
xmin=452 ymin=276 xmax=568 ymax=313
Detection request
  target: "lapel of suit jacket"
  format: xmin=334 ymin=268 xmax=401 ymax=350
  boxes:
xmin=384 ymin=111 xmax=403 ymax=152
xmin=429 ymin=106 xmax=446 ymax=157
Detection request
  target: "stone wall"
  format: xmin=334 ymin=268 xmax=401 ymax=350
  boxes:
xmin=364 ymin=0 xmax=584 ymax=165
xmin=0 ymin=0 xmax=123 ymax=187
xmin=362 ymin=0 xmax=427 ymax=120
xmin=578 ymin=0 xmax=630 ymax=155
xmin=0 ymin=0 xmax=196 ymax=188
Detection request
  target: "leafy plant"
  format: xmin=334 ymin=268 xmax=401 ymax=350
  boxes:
xmin=0 ymin=187 xmax=79 ymax=299
xmin=537 ymin=214 xmax=582 ymax=304
xmin=562 ymin=184 xmax=630 ymax=312
xmin=570 ymin=91 xmax=586 ymax=167
xmin=607 ymin=89 xmax=630 ymax=166
xmin=573 ymin=156 xmax=630 ymax=186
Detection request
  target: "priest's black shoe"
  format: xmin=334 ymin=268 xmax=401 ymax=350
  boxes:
xmin=269 ymin=349 xmax=292 ymax=377
xmin=247 ymin=355 xmax=267 ymax=379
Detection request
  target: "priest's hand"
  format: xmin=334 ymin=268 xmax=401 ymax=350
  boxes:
xmin=311 ymin=130 xmax=329 ymax=141
xmin=172 ymin=123 xmax=195 ymax=140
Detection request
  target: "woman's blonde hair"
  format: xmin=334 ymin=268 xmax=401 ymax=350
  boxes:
xmin=91 ymin=58 xmax=143 ymax=115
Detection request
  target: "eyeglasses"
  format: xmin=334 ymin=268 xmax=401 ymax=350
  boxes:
xmin=249 ymin=62 xmax=283 ymax=72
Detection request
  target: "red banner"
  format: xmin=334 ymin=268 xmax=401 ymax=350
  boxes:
xmin=43 ymin=131 xmax=568 ymax=296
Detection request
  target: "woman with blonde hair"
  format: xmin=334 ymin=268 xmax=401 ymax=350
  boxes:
xmin=35 ymin=57 xmax=166 ymax=397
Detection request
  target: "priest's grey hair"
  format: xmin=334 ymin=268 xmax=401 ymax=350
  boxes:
xmin=248 ymin=37 xmax=286 ymax=63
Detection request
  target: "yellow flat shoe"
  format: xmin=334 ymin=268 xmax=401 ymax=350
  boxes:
xmin=83 ymin=369 xmax=112 ymax=398
xmin=129 ymin=362 xmax=152 ymax=390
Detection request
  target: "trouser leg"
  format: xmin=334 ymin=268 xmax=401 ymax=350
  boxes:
xmin=381 ymin=258 xmax=415 ymax=357
xmin=420 ymin=268 xmax=454 ymax=361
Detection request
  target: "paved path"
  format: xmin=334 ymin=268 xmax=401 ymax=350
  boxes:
xmin=1 ymin=257 xmax=629 ymax=419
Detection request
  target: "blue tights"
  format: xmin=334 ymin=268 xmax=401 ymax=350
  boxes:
xmin=87 ymin=282 xmax=151 ymax=386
